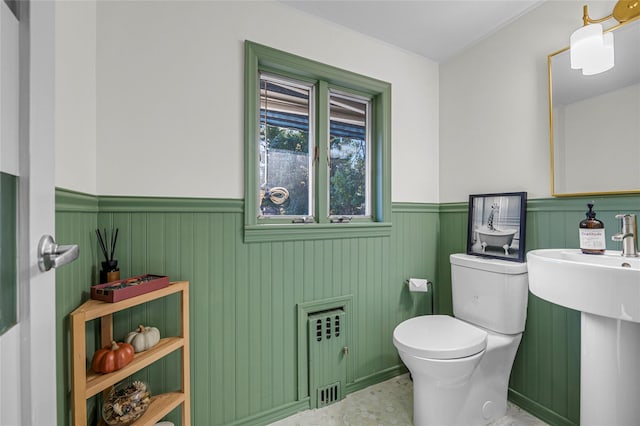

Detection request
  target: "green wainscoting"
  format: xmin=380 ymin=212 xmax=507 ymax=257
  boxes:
xmin=56 ymin=190 xmax=640 ymax=426
xmin=55 ymin=191 xmax=437 ymax=425
xmin=438 ymin=194 xmax=640 ymax=426
xmin=55 ymin=189 xmax=100 ymax=425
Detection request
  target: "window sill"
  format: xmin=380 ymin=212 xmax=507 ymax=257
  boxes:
xmin=244 ymin=222 xmax=392 ymax=243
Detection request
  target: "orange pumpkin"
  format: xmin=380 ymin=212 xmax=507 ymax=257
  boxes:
xmin=91 ymin=341 xmax=135 ymax=373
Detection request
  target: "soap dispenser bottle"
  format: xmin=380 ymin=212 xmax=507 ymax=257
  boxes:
xmin=579 ymin=203 xmax=605 ymax=254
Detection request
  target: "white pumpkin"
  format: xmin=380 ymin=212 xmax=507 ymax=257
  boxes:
xmin=125 ymin=324 xmax=160 ymax=353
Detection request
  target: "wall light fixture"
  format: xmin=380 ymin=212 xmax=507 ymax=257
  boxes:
xmin=570 ymin=1 xmax=640 ymax=75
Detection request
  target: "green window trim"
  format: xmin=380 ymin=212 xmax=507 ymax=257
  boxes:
xmin=244 ymin=41 xmax=392 ymax=242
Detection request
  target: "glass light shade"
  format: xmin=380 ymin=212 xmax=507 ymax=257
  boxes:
xmin=570 ymin=24 xmax=604 ymax=69
xmin=570 ymin=24 xmax=615 ymax=75
xmin=582 ymin=32 xmax=614 ymax=75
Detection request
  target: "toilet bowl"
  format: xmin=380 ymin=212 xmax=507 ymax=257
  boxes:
xmin=393 ymin=254 xmax=528 ymax=426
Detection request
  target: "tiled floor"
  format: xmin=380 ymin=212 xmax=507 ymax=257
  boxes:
xmin=269 ymin=374 xmax=548 ymax=426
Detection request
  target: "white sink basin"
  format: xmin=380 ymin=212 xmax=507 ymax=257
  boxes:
xmin=527 ymin=248 xmax=640 ymax=425
xmin=527 ymin=248 xmax=640 ymax=322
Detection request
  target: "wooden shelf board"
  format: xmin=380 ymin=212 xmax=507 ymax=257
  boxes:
xmin=132 ymin=392 xmax=185 ymax=426
xmin=71 ymin=281 xmax=188 ymax=322
xmin=86 ymin=337 xmax=184 ymax=398
xmin=98 ymin=392 xmax=185 ymax=426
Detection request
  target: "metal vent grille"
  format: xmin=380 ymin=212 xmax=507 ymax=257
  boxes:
xmin=314 ymin=313 xmax=342 ymax=342
xmin=317 ymin=382 xmax=341 ymax=408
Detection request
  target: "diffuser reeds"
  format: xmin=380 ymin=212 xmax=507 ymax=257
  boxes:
xmin=96 ymin=228 xmax=119 ymax=263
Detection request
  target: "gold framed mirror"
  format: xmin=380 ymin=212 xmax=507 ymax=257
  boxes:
xmin=548 ymin=17 xmax=640 ymax=196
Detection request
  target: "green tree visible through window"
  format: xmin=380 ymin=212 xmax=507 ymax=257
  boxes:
xmin=329 ymin=136 xmax=366 ymax=216
xmin=328 ymin=89 xmax=370 ymax=217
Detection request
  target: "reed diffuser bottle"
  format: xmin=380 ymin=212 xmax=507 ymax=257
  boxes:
xmin=97 ymin=228 xmax=120 ymax=283
xmin=579 ymin=203 xmax=605 ymax=255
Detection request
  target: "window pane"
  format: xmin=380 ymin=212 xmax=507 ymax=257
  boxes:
xmin=329 ymin=91 xmax=370 ymax=217
xmin=0 ymin=172 xmax=17 ymax=336
xmin=259 ymin=75 xmax=313 ymax=217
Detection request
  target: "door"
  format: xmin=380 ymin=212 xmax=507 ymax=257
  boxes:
xmin=0 ymin=1 xmax=58 ymax=424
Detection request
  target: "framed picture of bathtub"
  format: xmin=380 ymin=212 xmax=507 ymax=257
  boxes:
xmin=467 ymin=192 xmax=527 ymax=262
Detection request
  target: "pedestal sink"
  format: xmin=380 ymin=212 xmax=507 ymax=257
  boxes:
xmin=527 ymin=249 xmax=640 ymax=426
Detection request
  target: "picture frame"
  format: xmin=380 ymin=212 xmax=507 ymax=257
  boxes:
xmin=467 ymin=192 xmax=527 ymax=262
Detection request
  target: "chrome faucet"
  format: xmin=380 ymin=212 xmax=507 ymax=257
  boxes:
xmin=612 ymin=214 xmax=638 ymax=257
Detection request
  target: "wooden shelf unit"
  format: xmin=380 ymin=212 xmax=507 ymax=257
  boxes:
xmin=70 ymin=281 xmax=191 ymax=426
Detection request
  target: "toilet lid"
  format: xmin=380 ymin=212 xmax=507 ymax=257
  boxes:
xmin=393 ymin=315 xmax=487 ymax=360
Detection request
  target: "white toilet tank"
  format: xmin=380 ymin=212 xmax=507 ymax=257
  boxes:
xmin=450 ymin=253 xmax=528 ymax=335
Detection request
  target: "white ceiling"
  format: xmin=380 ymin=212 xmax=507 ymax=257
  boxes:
xmin=280 ymin=0 xmax=546 ymax=63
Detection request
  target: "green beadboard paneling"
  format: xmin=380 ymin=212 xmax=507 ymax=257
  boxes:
xmin=55 ymin=191 xmax=100 ymax=426
xmin=56 ymin=194 xmax=437 ymax=425
xmin=57 ymin=193 xmax=639 ymax=426
xmin=435 ymin=206 xmax=466 ymax=315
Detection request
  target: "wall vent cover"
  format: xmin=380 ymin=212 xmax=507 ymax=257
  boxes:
xmin=317 ymin=381 xmax=341 ymax=408
xmin=308 ymin=308 xmax=347 ymax=408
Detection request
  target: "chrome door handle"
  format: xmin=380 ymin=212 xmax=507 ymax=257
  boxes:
xmin=38 ymin=235 xmax=79 ymax=272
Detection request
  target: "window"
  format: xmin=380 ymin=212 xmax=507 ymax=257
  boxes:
xmin=244 ymin=41 xmax=391 ymax=242
xmin=328 ymin=90 xmax=371 ymax=218
xmin=0 ymin=172 xmax=17 ymax=336
xmin=259 ymin=73 xmax=314 ymax=218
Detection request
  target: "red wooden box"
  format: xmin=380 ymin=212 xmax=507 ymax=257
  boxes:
xmin=90 ymin=274 xmax=170 ymax=303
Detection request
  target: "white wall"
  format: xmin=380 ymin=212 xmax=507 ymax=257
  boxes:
xmin=439 ymin=0 xmax=616 ymax=202
xmin=59 ymin=1 xmax=624 ymax=203
xmin=89 ymin=1 xmax=439 ymax=202
xmin=55 ymin=1 xmax=97 ymax=195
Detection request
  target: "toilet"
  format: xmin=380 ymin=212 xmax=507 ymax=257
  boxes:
xmin=393 ymin=253 xmax=528 ymax=426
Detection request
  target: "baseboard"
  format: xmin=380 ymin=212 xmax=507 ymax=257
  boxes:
xmin=344 ymin=364 xmax=408 ymax=394
xmin=508 ymin=389 xmax=578 ymax=426
xmin=229 ymin=367 xmax=409 ymax=425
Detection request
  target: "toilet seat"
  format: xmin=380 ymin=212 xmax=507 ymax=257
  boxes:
xmin=393 ymin=315 xmax=487 ymax=360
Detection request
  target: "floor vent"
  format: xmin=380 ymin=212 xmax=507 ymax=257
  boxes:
xmin=317 ymin=382 xmax=341 ymax=408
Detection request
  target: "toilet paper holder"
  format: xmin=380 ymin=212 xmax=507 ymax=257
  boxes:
xmin=404 ymin=278 xmax=434 ymax=314
xmin=404 ymin=278 xmax=432 ymax=291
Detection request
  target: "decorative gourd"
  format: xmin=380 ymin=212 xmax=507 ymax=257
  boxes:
xmin=91 ymin=341 xmax=135 ymax=373
xmin=125 ymin=324 xmax=161 ymax=353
